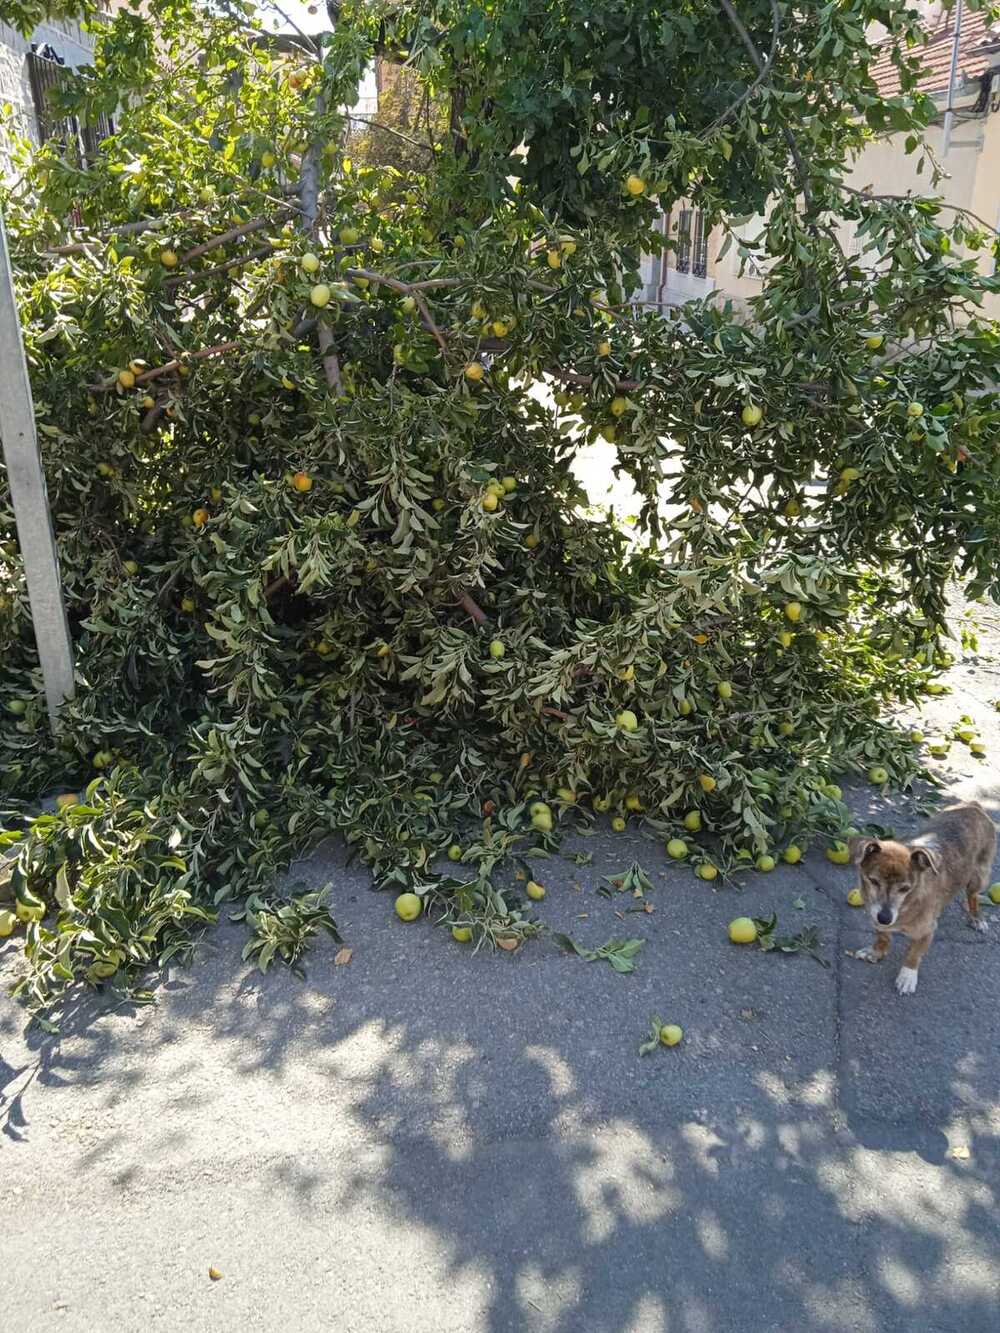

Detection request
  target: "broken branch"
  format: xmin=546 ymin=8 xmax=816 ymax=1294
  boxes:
xmin=87 ymin=339 xmax=239 ymax=392
xmin=317 ymin=322 xmax=344 ymax=394
xmin=164 ymin=244 xmax=273 ymax=286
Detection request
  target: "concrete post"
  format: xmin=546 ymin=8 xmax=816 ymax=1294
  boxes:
xmin=0 ymin=206 xmax=75 ymax=731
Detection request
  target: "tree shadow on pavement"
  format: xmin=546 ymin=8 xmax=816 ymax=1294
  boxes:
xmin=2 ymin=809 xmax=998 ymax=1333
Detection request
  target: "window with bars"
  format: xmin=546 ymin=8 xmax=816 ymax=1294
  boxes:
xmin=676 ymin=208 xmax=692 ymax=274
xmin=692 ymin=210 xmax=708 ymax=278
xmin=26 ymin=44 xmax=114 ymax=165
xmin=675 ymin=208 xmax=709 ymax=278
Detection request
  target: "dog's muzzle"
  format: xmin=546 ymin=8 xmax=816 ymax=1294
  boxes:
xmin=876 ymin=907 xmax=894 ymax=926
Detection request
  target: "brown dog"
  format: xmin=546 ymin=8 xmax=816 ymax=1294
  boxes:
xmin=849 ymin=802 xmax=997 ymax=995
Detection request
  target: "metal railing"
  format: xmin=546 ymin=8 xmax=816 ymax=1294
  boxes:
xmin=26 ymin=46 xmax=114 ymax=165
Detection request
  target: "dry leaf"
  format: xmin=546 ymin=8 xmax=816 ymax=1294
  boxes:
xmin=949 ymin=1144 xmax=971 ymax=1160
xmin=643 ymin=901 xmax=654 ymax=913
xmin=496 ymin=936 xmax=520 ymax=951
xmin=334 ymin=947 xmax=353 ymax=966
xmin=208 ymin=1268 xmax=223 ymax=1281
xmin=514 ymin=869 xmax=525 ymax=880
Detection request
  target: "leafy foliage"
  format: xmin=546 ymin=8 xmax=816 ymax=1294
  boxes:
xmin=232 ymin=888 xmax=340 ymax=975
xmin=1 ymin=0 xmax=999 ymax=1008
xmin=601 ymin=863 xmax=655 ymax=899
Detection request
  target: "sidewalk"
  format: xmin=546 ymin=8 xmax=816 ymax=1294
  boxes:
xmin=1 ymin=635 xmax=998 ymax=1332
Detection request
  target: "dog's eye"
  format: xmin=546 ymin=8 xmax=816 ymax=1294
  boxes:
xmin=897 ymin=883 xmax=910 ymax=894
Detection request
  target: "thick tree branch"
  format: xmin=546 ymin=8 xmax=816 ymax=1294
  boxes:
xmin=44 ymin=212 xmax=199 ymax=254
xmin=180 ymin=215 xmax=282 ymax=264
xmin=298 ymin=91 xmax=347 ymax=397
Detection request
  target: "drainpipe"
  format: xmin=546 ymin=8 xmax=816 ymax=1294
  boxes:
xmin=942 ymin=0 xmax=964 ymax=157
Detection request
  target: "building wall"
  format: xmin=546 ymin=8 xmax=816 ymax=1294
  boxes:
xmin=841 ymin=84 xmax=1000 ymax=318
xmin=0 ymin=17 xmax=96 ymax=172
xmin=675 ymin=78 xmax=1000 ymax=318
xmin=967 ymin=90 xmax=1000 ymax=302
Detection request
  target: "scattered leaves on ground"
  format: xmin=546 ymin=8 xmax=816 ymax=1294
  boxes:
xmin=554 ymin=933 xmax=644 ymax=973
xmin=753 ymin=913 xmax=829 ymax=967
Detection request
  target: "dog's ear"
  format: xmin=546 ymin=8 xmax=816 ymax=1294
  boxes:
xmin=911 ymin=846 xmax=941 ymax=876
xmin=849 ymin=836 xmax=880 ymax=866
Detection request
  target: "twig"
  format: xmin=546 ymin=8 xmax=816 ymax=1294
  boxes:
xmin=345 ymin=113 xmax=436 ymax=154
xmin=716 ymin=0 xmax=770 ymax=85
xmin=413 ymin=292 xmax=448 ymax=353
xmin=140 ymin=402 xmax=165 ymax=433
xmin=87 ymin=340 xmax=239 ymax=392
xmin=340 ymin=267 xmax=455 ymax=352
xmin=157 ymin=564 xmax=184 ymax=605
xmin=548 ymin=368 xmax=641 ymax=391
xmin=839 ymin=185 xmax=999 ymax=237
xmin=43 ymin=212 xmax=200 ymax=254
xmin=135 ymin=340 xmax=239 ymax=384
xmin=343 ymin=267 xmax=461 ymax=293
xmin=260 ymin=0 xmax=322 ymax=61
xmin=542 ymin=706 xmax=569 ymax=721
xmin=42 ymin=192 xmax=295 ymax=256
xmin=457 ymin=591 xmax=488 ymax=624
xmin=705 ymin=0 xmax=781 ymax=133
xmin=717 ymin=0 xmax=813 ymax=210
xmin=263 ymin=574 xmax=290 ymax=600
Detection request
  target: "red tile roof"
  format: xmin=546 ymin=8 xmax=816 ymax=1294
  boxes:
xmin=871 ymin=9 xmax=1000 ymax=99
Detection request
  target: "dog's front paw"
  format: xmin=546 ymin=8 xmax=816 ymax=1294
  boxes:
xmin=969 ymin=916 xmax=989 ymax=935
xmin=895 ymin=966 xmax=919 ymax=995
xmin=850 ymin=946 xmax=884 ymax=964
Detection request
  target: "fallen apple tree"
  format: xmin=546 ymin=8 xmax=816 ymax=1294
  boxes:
xmin=1 ymin=0 xmax=999 ymax=1009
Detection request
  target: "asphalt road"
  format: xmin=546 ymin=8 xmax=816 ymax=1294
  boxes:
xmin=2 ymin=632 xmax=999 ymax=1332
